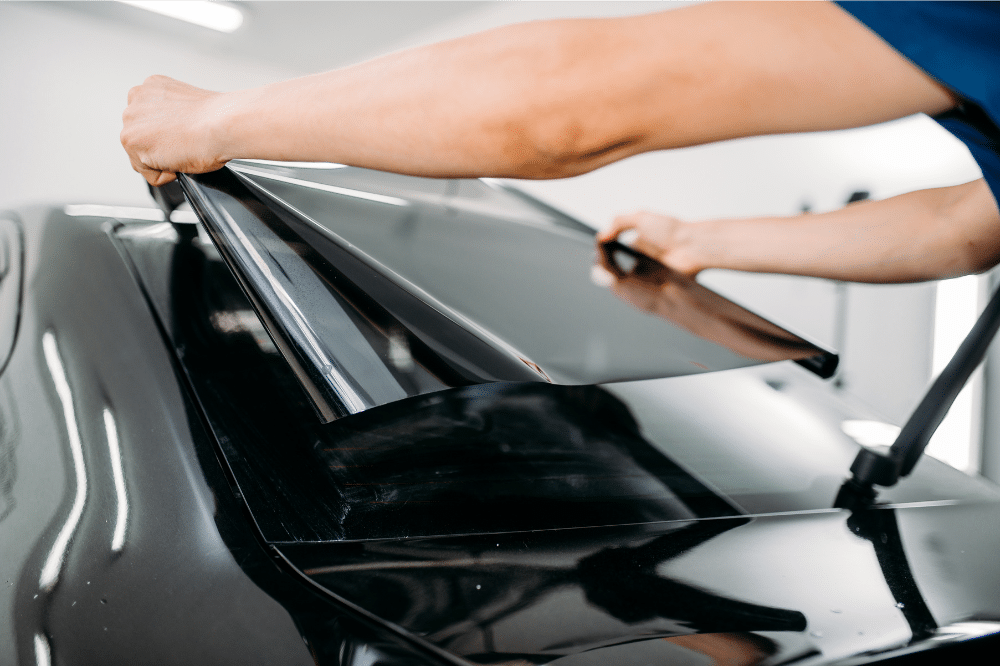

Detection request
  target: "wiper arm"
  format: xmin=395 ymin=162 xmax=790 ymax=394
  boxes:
xmin=836 ymin=282 xmax=1000 ymax=509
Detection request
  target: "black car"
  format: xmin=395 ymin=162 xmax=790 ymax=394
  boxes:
xmin=3 ymin=161 xmax=1000 ymax=665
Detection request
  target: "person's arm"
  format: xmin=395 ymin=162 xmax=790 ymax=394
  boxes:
xmin=121 ymin=2 xmax=954 ymax=185
xmin=598 ymin=179 xmax=1000 ymax=284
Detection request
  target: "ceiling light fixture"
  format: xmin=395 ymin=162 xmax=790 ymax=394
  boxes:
xmin=118 ymin=1 xmax=244 ymax=33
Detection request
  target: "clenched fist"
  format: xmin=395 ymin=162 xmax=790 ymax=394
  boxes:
xmin=121 ymin=75 xmax=230 ymax=186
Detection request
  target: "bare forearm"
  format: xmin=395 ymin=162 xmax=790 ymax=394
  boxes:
xmin=208 ymin=1 xmax=952 ymax=179
xmin=686 ymin=180 xmax=1000 ymax=283
xmin=211 ymin=17 xmax=656 ymax=178
xmin=123 ymin=2 xmax=954 ymax=185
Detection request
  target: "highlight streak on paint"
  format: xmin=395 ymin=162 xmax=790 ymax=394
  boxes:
xmin=228 ymin=164 xmax=410 ymax=207
xmin=34 ymin=633 xmax=52 ymax=666
xmin=39 ymin=331 xmax=87 ymax=591
xmin=104 ymin=408 xmax=128 ymax=552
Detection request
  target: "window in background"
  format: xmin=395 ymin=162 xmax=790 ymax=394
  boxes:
xmin=928 ymin=274 xmax=984 ymax=472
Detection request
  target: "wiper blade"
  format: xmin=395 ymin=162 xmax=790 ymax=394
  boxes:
xmin=836 ymin=282 xmax=1000 ymax=508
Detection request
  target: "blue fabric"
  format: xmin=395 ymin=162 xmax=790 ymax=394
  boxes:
xmin=836 ymin=1 xmax=1000 ymax=204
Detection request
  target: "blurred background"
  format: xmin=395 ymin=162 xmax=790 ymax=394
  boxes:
xmin=2 ymin=1 xmax=997 ymax=480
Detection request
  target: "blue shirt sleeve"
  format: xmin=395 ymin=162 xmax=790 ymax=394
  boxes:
xmin=836 ymin=1 xmax=1000 ymax=205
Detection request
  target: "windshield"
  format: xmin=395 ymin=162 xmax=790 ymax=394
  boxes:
xmin=114 ymin=218 xmax=1000 ymax=542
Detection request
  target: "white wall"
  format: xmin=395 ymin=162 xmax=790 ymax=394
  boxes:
xmin=0 ymin=2 xmax=302 ymax=210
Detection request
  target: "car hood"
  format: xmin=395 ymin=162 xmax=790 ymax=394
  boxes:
xmin=277 ymin=499 xmax=1000 ymax=665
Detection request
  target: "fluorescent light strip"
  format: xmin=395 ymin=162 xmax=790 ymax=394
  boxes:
xmin=235 ymin=159 xmax=348 ymax=170
xmin=118 ymin=1 xmax=243 ymax=33
xmin=229 ymin=164 xmax=409 ymax=207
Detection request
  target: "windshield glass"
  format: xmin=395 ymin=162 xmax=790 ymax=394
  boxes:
xmin=113 ymin=219 xmax=1000 ymax=541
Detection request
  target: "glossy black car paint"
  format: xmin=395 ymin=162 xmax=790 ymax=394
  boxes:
xmin=4 ymin=166 xmax=1000 ymax=665
xmin=0 ymin=208 xmax=451 ymax=665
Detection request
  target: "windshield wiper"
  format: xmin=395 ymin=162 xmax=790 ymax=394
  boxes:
xmin=835 ymin=283 xmax=1000 ymax=509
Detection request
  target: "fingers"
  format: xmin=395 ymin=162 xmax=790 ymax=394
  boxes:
xmin=596 ymin=209 xmax=706 ymax=287
xmin=597 ymin=214 xmax=637 ymax=243
xmin=137 ymin=165 xmax=177 ymax=187
xmin=600 ymin=211 xmax=667 ymax=260
xmin=596 ymin=213 xmax=655 ymax=285
xmin=147 ymin=170 xmax=178 ymax=187
xmin=128 ymin=154 xmax=176 ymax=186
xmin=628 ymin=212 xmax=674 ymax=261
xmin=598 ymin=211 xmax=703 ymax=277
xmin=121 ymin=74 xmax=222 ymax=186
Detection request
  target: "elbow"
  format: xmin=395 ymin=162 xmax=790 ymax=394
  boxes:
xmin=489 ymin=62 xmax=645 ymax=179
xmin=495 ymin=136 xmax=575 ymax=179
xmin=957 ymin=241 xmax=1000 ymax=277
xmin=939 ymin=180 xmax=1000 ymax=277
xmin=474 ymin=19 xmax=646 ymax=179
xmin=493 ymin=113 xmax=592 ymax=179
xmin=496 ymin=115 xmax=643 ymax=179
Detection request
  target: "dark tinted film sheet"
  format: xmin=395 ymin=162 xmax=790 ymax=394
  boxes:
xmin=227 ymin=162 xmax=833 ymax=387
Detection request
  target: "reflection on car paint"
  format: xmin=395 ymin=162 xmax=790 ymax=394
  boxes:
xmin=4 ymin=208 xmax=317 ymax=665
xmin=39 ymin=331 xmax=87 ymax=593
xmin=33 ymin=632 xmax=52 ymax=666
xmin=0 ymin=379 xmax=17 ymax=525
xmin=285 ymin=511 xmax=904 ymax=663
xmin=280 ymin=502 xmax=1000 ymax=664
xmin=102 ymin=407 xmax=128 ymax=553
